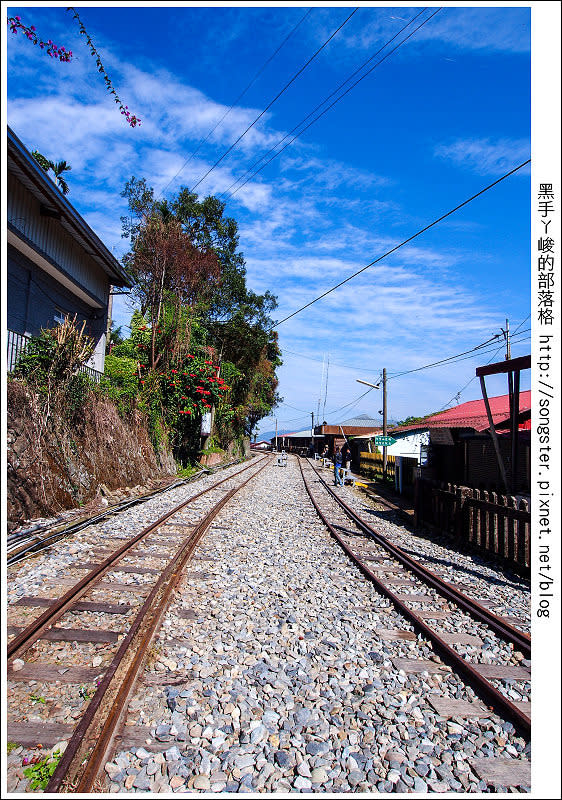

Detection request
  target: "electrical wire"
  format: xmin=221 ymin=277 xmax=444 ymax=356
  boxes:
xmin=326 ymin=387 xmax=374 ymax=416
xmin=278 ymin=401 xmax=311 ymax=414
xmin=413 ymin=335 xmax=531 ymax=374
xmin=281 ymin=328 xmax=529 ymax=380
xmin=158 ymin=8 xmax=313 ymax=197
xmin=273 ymin=159 xmax=531 ymax=328
xmin=189 ymin=8 xmax=359 ymax=192
xmin=226 ymin=8 xmax=443 ymax=200
xmin=283 ymin=348 xmax=380 ymax=375
xmin=436 ymin=317 xmax=531 ymax=411
xmin=387 ymin=330 xmax=531 ymax=380
xmin=221 ymin=7 xmax=429 ymax=199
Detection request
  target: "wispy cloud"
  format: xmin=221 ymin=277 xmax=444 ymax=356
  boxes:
xmin=311 ymin=6 xmax=530 ymax=58
xmin=6 ymin=7 xmax=530 ymax=427
xmin=434 ymin=137 xmax=530 ymax=176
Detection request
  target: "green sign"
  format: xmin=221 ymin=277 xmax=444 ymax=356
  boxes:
xmin=373 ymin=436 xmax=396 ymax=446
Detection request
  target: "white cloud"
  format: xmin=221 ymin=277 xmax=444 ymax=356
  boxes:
xmin=6 ymin=12 xmax=530 ymax=430
xmin=309 ymin=6 xmax=530 ymax=59
xmin=434 ymin=138 xmax=530 ymax=176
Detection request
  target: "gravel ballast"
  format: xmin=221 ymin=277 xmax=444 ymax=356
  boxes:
xmin=102 ymin=456 xmax=530 ymax=793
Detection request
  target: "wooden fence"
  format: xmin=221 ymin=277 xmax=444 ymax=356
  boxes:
xmin=359 ymin=451 xmax=396 ymax=481
xmin=415 ymin=478 xmax=530 ymax=574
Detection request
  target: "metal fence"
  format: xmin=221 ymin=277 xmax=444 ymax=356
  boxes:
xmin=7 ymin=329 xmax=103 ymax=384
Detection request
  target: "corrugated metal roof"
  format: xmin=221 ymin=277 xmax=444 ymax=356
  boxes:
xmin=390 ymin=390 xmax=531 ymax=435
xmin=339 ymin=414 xmax=381 ymax=427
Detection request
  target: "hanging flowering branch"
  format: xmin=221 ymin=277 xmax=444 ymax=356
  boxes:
xmin=66 ymin=7 xmax=141 ymax=128
xmin=7 ymin=16 xmax=72 ymax=61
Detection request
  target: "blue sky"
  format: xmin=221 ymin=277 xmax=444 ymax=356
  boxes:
xmin=6 ymin=3 xmax=537 ymax=433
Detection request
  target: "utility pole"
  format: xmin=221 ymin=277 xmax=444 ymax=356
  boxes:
xmin=275 ymin=418 xmax=278 ymax=452
xmin=382 ymin=368 xmax=388 ymax=481
xmin=356 ymin=368 xmax=388 ymax=480
xmin=505 ymin=318 xmax=511 ymax=360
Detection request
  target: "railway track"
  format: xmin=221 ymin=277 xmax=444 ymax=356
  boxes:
xmin=7 ymin=458 xmax=245 ymax=567
xmin=299 ymin=458 xmax=531 ymax=739
xmin=6 ymin=454 xmax=270 ymax=792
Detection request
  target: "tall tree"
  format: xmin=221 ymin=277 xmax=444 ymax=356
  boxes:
xmin=120 ymin=177 xmax=282 ymax=439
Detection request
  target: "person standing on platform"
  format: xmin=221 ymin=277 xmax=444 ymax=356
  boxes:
xmin=333 ymin=447 xmax=344 ymax=486
xmin=342 ymin=440 xmax=351 ymax=476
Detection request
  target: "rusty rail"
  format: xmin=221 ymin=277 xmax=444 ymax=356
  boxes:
xmin=311 ymin=459 xmax=530 ymax=658
xmin=8 ymin=457 xmax=264 ymax=661
xmin=46 ymin=456 xmax=270 ymax=791
xmin=299 ymin=459 xmax=530 ymax=738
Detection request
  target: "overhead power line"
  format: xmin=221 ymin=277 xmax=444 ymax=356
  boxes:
xmin=159 ymin=8 xmax=313 ymax=197
xmin=273 ymin=159 xmax=531 ymax=328
xmin=221 ymin=7 xmax=430 ymax=199
xmin=283 ymin=347 xmax=380 ymax=375
xmin=189 ymin=7 xmax=359 ymax=193
xmin=283 ymin=327 xmax=529 ymax=378
xmin=436 ymin=315 xmax=532 ymax=411
xmin=402 ymin=333 xmax=531 ymax=375
xmin=388 ymin=332 xmax=505 ymax=379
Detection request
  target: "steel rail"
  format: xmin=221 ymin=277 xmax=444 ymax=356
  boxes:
xmin=47 ymin=456 xmax=270 ymax=792
xmin=7 ymin=458 xmax=246 ymax=566
xmin=309 ymin=459 xmax=530 ymax=658
xmin=357 ymin=484 xmax=414 ymax=521
xmin=7 ymin=456 xmax=266 ymax=661
xmin=299 ymin=459 xmax=530 ymax=738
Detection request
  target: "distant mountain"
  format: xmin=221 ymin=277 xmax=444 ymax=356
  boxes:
xmin=253 ymin=429 xmax=295 ymax=442
xmin=255 ymin=420 xmax=400 ymax=442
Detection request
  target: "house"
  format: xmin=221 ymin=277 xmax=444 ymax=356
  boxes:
xmin=314 ymin=413 xmax=382 ymax=456
xmin=351 ymin=428 xmax=429 ymax=495
xmin=346 ymin=430 xmax=381 ymax=468
xmin=7 ymin=126 xmax=132 ymax=377
xmin=390 ymin=390 xmax=531 ymax=493
xmin=250 ymin=440 xmax=272 ymax=451
xmin=270 ymin=429 xmax=323 ymax=454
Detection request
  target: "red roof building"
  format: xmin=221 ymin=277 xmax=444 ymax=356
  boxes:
xmin=391 ymin=391 xmax=531 ymax=493
xmin=391 ymin=390 xmax=531 ymax=435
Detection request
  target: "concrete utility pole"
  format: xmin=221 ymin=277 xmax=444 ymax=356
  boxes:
xmin=356 ymin=368 xmax=388 ymax=480
xmin=382 ymin=367 xmax=388 ymax=480
xmin=275 ymin=418 xmax=278 ymax=451
xmin=505 ymin=318 xmax=511 ymax=360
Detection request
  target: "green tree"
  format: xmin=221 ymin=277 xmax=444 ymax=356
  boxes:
xmin=120 ymin=177 xmax=282 ymax=452
xmin=32 ymin=151 xmax=71 ymax=195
